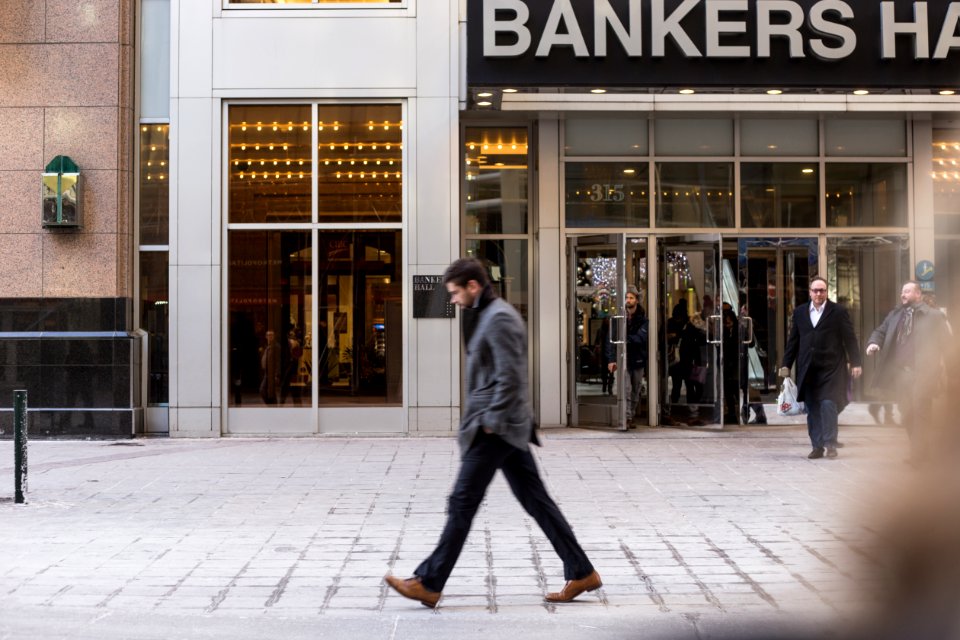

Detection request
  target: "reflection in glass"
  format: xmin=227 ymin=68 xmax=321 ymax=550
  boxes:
xmin=316 ymin=231 xmax=402 ymax=404
xmin=825 ymin=163 xmax=908 ymax=227
xmin=140 ymin=252 xmax=169 ymax=404
xmin=140 ymin=123 xmax=170 ymax=244
xmin=465 ymin=239 xmax=528 ymax=322
xmin=741 ymin=163 xmax=819 ymax=228
xmin=229 ymin=105 xmax=312 ymax=223
xmin=825 ymin=119 xmax=906 ymax=156
xmin=316 ymin=104 xmax=402 ymax=223
xmin=565 ymin=163 xmax=649 ymax=227
xmin=228 ymin=231 xmax=312 ymax=407
xmin=230 ymin=0 xmax=400 ymax=3
xmin=655 ymin=163 xmax=734 ymax=228
xmin=464 ymin=127 xmax=528 ymax=234
xmin=654 ymin=119 xmax=733 ymax=155
xmin=827 ymin=236 xmax=910 ymax=404
xmin=565 ymin=118 xmax=648 ymax=156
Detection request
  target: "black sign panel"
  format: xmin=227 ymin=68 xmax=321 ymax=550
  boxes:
xmin=467 ymin=0 xmax=960 ymax=88
xmin=413 ymin=276 xmax=456 ymax=319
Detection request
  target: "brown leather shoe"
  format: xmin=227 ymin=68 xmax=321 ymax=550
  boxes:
xmin=384 ymin=574 xmax=441 ymax=608
xmin=544 ymin=570 xmax=602 ymax=603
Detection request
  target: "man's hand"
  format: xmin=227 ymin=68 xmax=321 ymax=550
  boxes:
xmin=608 ymin=363 xmax=617 ymax=372
xmin=778 ymin=366 xmax=791 ymax=378
xmin=850 ymin=366 xmax=863 ymax=379
xmin=866 ymin=343 xmax=880 ymax=355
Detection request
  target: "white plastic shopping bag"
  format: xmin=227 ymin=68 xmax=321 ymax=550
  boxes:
xmin=776 ymin=376 xmax=805 ymax=416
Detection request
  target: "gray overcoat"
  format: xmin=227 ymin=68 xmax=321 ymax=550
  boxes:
xmin=458 ymin=296 xmax=536 ymax=456
xmin=867 ymin=302 xmax=951 ymax=392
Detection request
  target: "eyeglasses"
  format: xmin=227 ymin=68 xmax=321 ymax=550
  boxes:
xmin=810 ymin=288 xmax=827 ymax=293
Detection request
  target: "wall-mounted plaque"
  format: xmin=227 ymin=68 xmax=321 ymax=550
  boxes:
xmin=413 ymin=275 xmax=455 ymax=319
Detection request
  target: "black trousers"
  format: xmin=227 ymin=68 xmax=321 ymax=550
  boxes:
xmin=414 ymin=431 xmax=594 ymax=593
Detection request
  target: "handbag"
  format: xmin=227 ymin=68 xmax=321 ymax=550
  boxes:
xmin=776 ymin=376 xmax=804 ymax=416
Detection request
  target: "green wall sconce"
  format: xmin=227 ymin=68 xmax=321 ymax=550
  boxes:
xmin=42 ymin=155 xmax=82 ymax=229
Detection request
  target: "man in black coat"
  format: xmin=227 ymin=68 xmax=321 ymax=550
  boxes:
xmin=780 ymin=276 xmax=862 ymax=459
xmin=865 ymin=280 xmax=951 ymax=463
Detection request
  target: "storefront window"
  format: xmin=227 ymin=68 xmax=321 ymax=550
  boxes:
xmin=741 ymin=163 xmax=819 ymax=228
xmin=825 ymin=163 xmax=908 ymax=227
xmin=565 ymin=163 xmax=649 ymax=228
xmin=825 ymin=119 xmax=907 ymax=156
xmin=465 ymin=239 xmax=528 ymax=322
xmin=229 ymin=0 xmax=399 ymax=3
xmin=140 ymin=252 xmax=168 ymax=405
xmin=933 ymin=129 xmax=960 ymax=215
xmin=655 ymin=163 xmax=734 ymax=228
xmin=317 ymin=104 xmax=402 ymax=223
xmin=140 ymin=124 xmax=169 ymax=245
xmin=654 ymin=119 xmax=733 ymax=156
xmin=740 ymin=119 xmax=818 ymax=156
xmin=229 ymin=105 xmax=312 ymax=223
xmin=565 ymin=118 xmax=648 ymax=156
xmin=464 ymin=127 xmax=528 ymax=234
xmin=228 ymin=231 xmax=312 ymax=407
xmin=316 ymin=230 xmax=402 ymax=404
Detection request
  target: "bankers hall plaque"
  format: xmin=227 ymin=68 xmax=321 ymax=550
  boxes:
xmin=413 ymin=275 xmax=456 ymax=318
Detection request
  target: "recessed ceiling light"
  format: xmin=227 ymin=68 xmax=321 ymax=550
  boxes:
xmin=623 ymin=168 xmax=636 ymax=175
xmin=476 ymin=101 xmax=492 ymax=107
xmin=590 ymin=88 xmax=606 ymax=94
xmin=477 ymin=91 xmax=493 ymax=98
xmin=679 ymin=89 xmax=695 ymax=95
xmin=853 ymin=89 xmax=870 ymax=95
xmin=802 ymin=168 xmax=815 ymax=174
xmin=766 ymin=89 xmax=783 ymax=95
xmin=502 ymin=88 xmax=518 ymax=93
xmin=940 ymin=89 xmax=956 ymax=96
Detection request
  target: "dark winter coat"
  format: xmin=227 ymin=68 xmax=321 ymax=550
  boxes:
xmin=782 ymin=300 xmax=862 ymax=409
xmin=866 ymin=302 xmax=951 ymax=393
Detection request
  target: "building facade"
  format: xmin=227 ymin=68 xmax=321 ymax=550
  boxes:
xmin=2 ymin=0 xmax=959 ymax=437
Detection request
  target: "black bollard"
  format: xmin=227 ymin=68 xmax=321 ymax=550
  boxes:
xmin=14 ymin=390 xmax=27 ymax=504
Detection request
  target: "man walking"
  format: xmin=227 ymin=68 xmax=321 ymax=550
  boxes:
xmin=385 ymin=258 xmax=601 ymax=608
xmin=780 ymin=276 xmax=862 ymax=459
xmin=865 ymin=280 xmax=951 ymax=464
xmin=606 ymin=284 xmax=648 ymax=424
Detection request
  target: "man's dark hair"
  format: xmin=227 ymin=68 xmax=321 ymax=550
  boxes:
xmin=442 ymin=258 xmax=490 ymax=288
xmin=903 ymin=280 xmax=921 ymax=292
xmin=810 ymin=275 xmax=828 ymax=289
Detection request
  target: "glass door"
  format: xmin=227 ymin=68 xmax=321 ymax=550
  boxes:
xmin=570 ymin=235 xmax=626 ymax=429
xmin=657 ymin=235 xmax=726 ymax=428
xmin=737 ymin=238 xmax=817 ymax=425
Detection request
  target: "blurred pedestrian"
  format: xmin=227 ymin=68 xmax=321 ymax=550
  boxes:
xmin=384 ymin=258 xmax=601 ymax=608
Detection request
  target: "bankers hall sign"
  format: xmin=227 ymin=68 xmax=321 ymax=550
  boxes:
xmin=467 ymin=0 xmax=960 ymax=88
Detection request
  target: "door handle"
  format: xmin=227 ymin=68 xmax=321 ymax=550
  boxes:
xmin=707 ymin=314 xmax=722 ymax=344
xmin=741 ymin=316 xmax=754 ymax=344
xmin=610 ymin=315 xmax=626 ymax=344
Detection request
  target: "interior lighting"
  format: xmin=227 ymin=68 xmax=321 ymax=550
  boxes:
xmin=241 ymin=123 xmax=247 ymax=131
xmin=257 ymin=124 xmax=262 ymax=131
xmin=623 ymin=168 xmax=636 ymax=174
xmin=477 ymin=92 xmax=493 ymax=98
xmin=802 ymin=168 xmax=815 ymax=174
xmin=477 ymin=101 xmax=492 ymax=106
xmin=503 ymin=88 xmax=518 ymax=93
xmin=142 ymin=126 xmax=147 ymax=132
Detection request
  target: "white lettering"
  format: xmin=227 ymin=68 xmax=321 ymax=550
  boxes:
xmin=933 ymin=3 xmax=960 ymax=58
xmin=483 ymin=0 xmax=531 ymax=57
xmin=706 ymin=0 xmax=750 ymax=57
xmin=651 ymin=0 xmax=702 ymax=57
xmin=536 ymin=0 xmax=589 ymax=57
xmin=809 ymin=0 xmax=856 ymax=60
xmin=593 ymin=0 xmax=643 ymax=57
xmin=757 ymin=1 xmax=805 ymax=58
xmin=881 ymin=1 xmax=930 ymax=59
